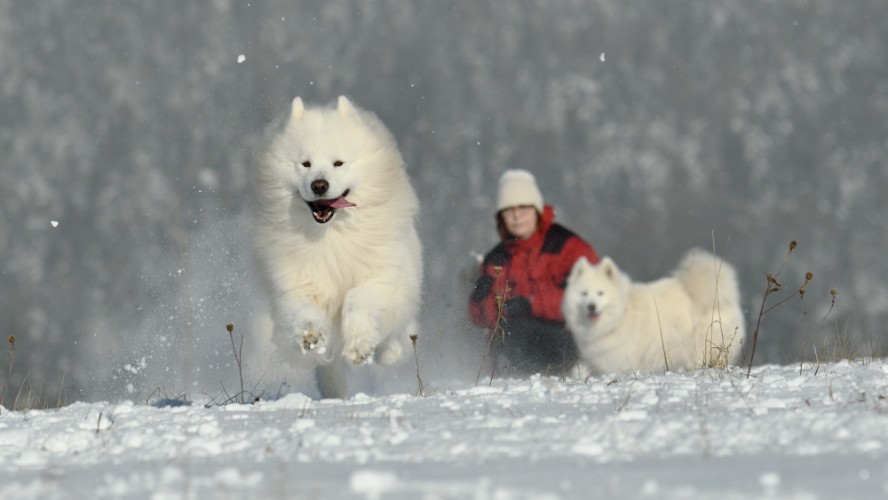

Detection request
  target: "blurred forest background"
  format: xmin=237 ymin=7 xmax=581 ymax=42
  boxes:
xmin=2 ymin=1 xmax=887 ymax=401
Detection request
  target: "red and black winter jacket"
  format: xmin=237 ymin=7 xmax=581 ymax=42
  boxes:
xmin=469 ymin=205 xmax=600 ymax=329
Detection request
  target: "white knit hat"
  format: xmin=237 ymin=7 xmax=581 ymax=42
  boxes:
xmin=496 ymin=169 xmax=544 ymax=213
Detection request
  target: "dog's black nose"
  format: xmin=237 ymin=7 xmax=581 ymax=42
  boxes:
xmin=587 ymin=303 xmax=597 ymax=314
xmin=311 ymin=179 xmax=329 ymax=195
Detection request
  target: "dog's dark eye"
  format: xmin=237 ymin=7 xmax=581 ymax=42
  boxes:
xmin=597 ymin=291 xmax=604 ymax=297
xmin=301 ymin=161 xmax=311 ymax=168
xmin=333 ymin=160 xmax=344 ymax=167
xmin=580 ymin=291 xmax=588 ymax=297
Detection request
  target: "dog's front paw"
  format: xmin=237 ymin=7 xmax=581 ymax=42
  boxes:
xmin=343 ymin=338 xmax=376 ymax=365
xmin=299 ymin=326 xmax=328 ymax=355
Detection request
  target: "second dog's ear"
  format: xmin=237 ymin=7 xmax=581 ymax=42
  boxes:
xmin=570 ymin=257 xmax=590 ymax=278
xmin=600 ymin=257 xmax=617 ymax=281
xmin=337 ymin=95 xmax=357 ymax=115
xmin=291 ymin=97 xmax=304 ymax=121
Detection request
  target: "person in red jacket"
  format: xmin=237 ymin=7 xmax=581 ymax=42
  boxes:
xmin=469 ymin=169 xmax=600 ymax=376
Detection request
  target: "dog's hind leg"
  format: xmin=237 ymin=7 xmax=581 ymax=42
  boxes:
xmin=375 ymin=323 xmax=416 ymax=366
xmin=314 ymin=357 xmax=348 ymax=399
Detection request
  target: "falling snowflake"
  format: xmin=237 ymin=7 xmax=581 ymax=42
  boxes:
xmin=237 ymin=54 xmax=246 ymax=64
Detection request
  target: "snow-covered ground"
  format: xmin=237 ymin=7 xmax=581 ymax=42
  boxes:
xmin=2 ymin=361 xmax=888 ymax=499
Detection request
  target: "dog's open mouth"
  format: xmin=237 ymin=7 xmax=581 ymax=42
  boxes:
xmin=306 ymin=190 xmax=355 ymax=224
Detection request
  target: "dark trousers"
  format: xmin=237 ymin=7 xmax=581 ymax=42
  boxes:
xmin=494 ymin=316 xmax=580 ymax=377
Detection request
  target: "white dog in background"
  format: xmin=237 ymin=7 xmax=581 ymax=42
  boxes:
xmin=251 ymin=96 xmax=422 ymax=398
xmin=562 ymin=248 xmax=745 ymax=375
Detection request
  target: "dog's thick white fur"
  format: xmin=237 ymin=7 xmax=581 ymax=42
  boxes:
xmin=562 ymin=248 xmax=745 ymax=375
xmin=251 ymin=96 xmax=422 ymax=398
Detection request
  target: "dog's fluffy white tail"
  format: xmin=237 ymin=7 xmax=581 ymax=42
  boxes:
xmin=674 ymin=248 xmax=746 ymax=365
xmin=675 ymin=249 xmax=733 ymax=306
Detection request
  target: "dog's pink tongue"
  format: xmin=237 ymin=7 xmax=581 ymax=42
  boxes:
xmin=328 ymin=196 xmax=356 ymax=209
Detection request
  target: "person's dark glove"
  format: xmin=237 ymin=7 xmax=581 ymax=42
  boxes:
xmin=503 ymin=296 xmax=532 ymax=318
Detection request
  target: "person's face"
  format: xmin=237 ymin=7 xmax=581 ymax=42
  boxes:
xmin=501 ymin=205 xmax=539 ymax=240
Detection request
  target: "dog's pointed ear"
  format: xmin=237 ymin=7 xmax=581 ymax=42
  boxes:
xmin=290 ymin=97 xmax=304 ymax=121
xmin=600 ymin=257 xmax=618 ymax=282
xmin=337 ymin=95 xmax=357 ymax=116
xmin=571 ymin=257 xmax=590 ymax=277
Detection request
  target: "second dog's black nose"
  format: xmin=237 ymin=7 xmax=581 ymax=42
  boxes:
xmin=311 ymin=179 xmax=329 ymax=195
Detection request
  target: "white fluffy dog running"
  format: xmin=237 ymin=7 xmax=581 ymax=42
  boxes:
xmin=251 ymin=96 xmax=422 ymax=398
xmin=562 ymin=249 xmax=746 ymax=375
